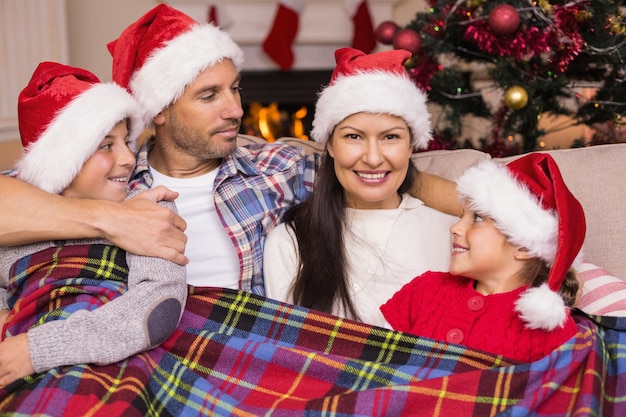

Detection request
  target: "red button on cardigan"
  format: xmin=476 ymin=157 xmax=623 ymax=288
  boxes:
xmin=446 ymin=328 xmax=464 ymax=344
xmin=467 ymin=296 xmax=485 ymax=311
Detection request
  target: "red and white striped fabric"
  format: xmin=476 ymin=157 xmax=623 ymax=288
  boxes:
xmin=577 ymin=261 xmax=626 ymax=316
xmin=262 ymin=0 xmax=305 ymax=71
xmin=345 ymin=0 xmax=376 ymax=53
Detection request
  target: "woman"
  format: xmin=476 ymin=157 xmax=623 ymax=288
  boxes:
xmin=263 ymin=48 xmax=457 ymax=326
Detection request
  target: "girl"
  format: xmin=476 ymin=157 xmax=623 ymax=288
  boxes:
xmin=381 ymin=153 xmax=585 ymax=362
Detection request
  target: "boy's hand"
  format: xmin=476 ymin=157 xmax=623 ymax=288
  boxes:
xmin=0 ymin=309 xmax=9 ymax=329
xmin=0 ymin=334 xmax=34 ymax=387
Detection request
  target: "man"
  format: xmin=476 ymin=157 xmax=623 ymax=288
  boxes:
xmin=1 ymin=4 xmax=458 ymax=296
xmin=106 ymin=4 xmax=321 ymax=294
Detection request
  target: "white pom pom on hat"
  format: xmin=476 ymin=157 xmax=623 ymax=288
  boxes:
xmin=310 ymin=47 xmax=432 ymax=149
xmin=456 ymin=153 xmax=586 ymax=330
xmin=16 ymin=62 xmax=143 ymax=194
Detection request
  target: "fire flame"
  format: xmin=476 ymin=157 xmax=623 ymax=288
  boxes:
xmin=243 ymin=102 xmax=308 ymax=141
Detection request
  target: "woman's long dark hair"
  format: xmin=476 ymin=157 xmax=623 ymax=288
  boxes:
xmin=282 ymin=145 xmax=419 ymax=320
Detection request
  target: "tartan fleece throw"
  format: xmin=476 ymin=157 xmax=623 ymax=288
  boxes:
xmin=3 ymin=244 xmax=128 ymax=337
xmin=0 ymin=286 xmax=624 ymax=415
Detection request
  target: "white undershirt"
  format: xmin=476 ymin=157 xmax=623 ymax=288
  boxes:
xmin=150 ymin=167 xmax=240 ymax=289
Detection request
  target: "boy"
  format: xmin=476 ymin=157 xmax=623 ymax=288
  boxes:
xmin=0 ymin=62 xmax=187 ymax=386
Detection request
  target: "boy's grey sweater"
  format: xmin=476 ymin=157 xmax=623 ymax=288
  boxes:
xmin=0 ymin=199 xmax=187 ymax=373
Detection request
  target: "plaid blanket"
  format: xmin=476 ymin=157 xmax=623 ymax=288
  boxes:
xmin=0 ymin=286 xmax=624 ymax=416
xmin=3 ymin=244 xmax=128 ymax=337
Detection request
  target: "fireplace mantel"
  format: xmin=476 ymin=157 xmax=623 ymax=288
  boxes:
xmin=165 ymin=0 xmax=403 ymax=70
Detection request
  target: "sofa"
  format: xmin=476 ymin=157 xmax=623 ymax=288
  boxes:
xmin=1 ymin=135 xmax=625 ymax=416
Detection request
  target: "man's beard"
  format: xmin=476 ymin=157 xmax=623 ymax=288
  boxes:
xmin=169 ymin=116 xmax=240 ymax=161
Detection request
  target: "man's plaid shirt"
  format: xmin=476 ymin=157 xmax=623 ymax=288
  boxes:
xmin=129 ymin=138 xmax=319 ymax=295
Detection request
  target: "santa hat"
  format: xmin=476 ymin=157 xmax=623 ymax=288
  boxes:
xmin=310 ymin=47 xmax=432 ymax=149
xmin=16 ymin=62 xmax=143 ymax=195
xmin=107 ymin=4 xmax=244 ymax=123
xmin=456 ymin=153 xmax=586 ymax=331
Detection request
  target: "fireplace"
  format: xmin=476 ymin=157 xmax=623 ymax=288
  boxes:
xmin=239 ymin=69 xmax=332 ymax=141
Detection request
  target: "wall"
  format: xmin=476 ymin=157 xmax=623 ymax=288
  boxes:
xmin=65 ymin=0 xmax=159 ymax=81
xmin=1 ymin=0 xmax=69 ymax=159
xmin=0 ymin=140 xmax=22 ymax=171
xmin=394 ymin=0 xmax=427 ymax=25
xmin=0 ymin=0 xmax=151 ymax=169
xmin=0 ymin=0 xmax=424 ymax=171
xmin=66 ymin=0 xmax=424 ymax=81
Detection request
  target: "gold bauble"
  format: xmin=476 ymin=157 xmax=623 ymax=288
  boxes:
xmin=404 ymin=56 xmax=417 ymax=69
xmin=504 ymin=85 xmax=529 ymax=110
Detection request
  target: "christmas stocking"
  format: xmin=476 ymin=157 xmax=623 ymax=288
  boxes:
xmin=346 ymin=0 xmax=376 ymax=53
xmin=207 ymin=4 xmax=218 ymax=25
xmin=262 ymin=0 xmax=305 ymax=71
xmin=207 ymin=2 xmax=233 ymax=29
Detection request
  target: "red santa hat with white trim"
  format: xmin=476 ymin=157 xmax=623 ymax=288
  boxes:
xmin=107 ymin=4 xmax=244 ymax=123
xmin=310 ymin=47 xmax=432 ymax=149
xmin=16 ymin=62 xmax=143 ymax=194
xmin=456 ymin=153 xmax=586 ymax=331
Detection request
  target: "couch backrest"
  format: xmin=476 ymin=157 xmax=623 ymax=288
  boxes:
xmin=239 ymin=135 xmax=626 ymax=279
xmin=413 ymin=145 xmax=626 ymax=280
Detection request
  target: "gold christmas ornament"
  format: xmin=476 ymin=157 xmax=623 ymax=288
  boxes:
xmin=609 ymin=14 xmax=626 ymax=35
xmin=465 ymin=0 xmax=484 ymax=8
xmin=504 ymin=85 xmax=529 ymax=110
xmin=404 ymin=56 xmax=417 ymax=69
xmin=537 ymin=0 xmax=553 ymax=13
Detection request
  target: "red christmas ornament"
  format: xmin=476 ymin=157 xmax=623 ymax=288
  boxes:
xmin=392 ymin=29 xmax=422 ymax=55
xmin=375 ymin=20 xmax=399 ymax=45
xmin=488 ymin=4 xmax=521 ymax=36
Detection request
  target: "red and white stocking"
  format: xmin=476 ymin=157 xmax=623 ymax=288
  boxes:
xmin=262 ymin=0 xmax=305 ymax=71
xmin=207 ymin=2 xmax=233 ymax=29
xmin=346 ymin=0 xmax=376 ymax=53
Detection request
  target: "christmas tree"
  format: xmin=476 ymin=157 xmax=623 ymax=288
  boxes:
xmin=375 ymin=0 xmax=626 ymax=156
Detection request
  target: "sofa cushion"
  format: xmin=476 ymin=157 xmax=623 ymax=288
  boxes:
xmin=577 ymin=261 xmax=626 ymax=316
xmin=412 ymin=148 xmax=491 ymax=180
